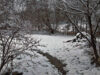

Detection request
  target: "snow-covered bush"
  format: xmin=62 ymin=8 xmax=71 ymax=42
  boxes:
xmin=0 ymin=28 xmax=40 ymax=74
xmin=67 ymin=32 xmax=91 ymax=44
xmin=75 ymin=32 xmax=91 ymax=41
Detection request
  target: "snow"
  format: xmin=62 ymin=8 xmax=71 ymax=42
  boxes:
xmin=31 ymin=34 xmax=100 ymax=75
xmin=13 ymin=52 xmax=60 ymax=75
xmin=75 ymin=32 xmax=91 ymax=42
xmin=14 ymin=0 xmax=26 ymax=12
xmin=10 ymin=34 xmax=73 ymax=75
xmin=57 ymin=24 xmax=73 ymax=33
xmin=31 ymin=34 xmax=73 ymax=52
xmin=2 ymin=34 xmax=100 ymax=75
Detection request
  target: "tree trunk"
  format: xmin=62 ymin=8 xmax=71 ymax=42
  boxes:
xmin=0 ymin=62 xmax=5 ymax=72
xmin=87 ymin=15 xmax=99 ymax=62
xmin=50 ymin=29 xmax=55 ymax=34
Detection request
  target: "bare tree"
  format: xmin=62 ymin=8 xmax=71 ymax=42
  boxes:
xmin=59 ymin=0 xmax=100 ymax=64
xmin=0 ymin=19 xmax=40 ymax=73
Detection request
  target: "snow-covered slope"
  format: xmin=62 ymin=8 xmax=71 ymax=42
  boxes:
xmin=4 ymin=34 xmax=100 ymax=75
xmin=32 ymin=34 xmax=100 ymax=75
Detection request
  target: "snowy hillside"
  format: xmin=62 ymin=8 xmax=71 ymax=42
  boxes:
xmin=4 ymin=34 xmax=99 ymax=75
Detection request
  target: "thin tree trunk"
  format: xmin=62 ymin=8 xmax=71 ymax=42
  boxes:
xmin=0 ymin=62 xmax=5 ymax=72
xmin=87 ymin=15 xmax=99 ymax=61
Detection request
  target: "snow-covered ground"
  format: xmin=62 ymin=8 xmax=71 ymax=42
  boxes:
xmin=13 ymin=51 xmax=60 ymax=75
xmin=4 ymin=34 xmax=100 ymax=75
xmin=32 ymin=34 xmax=100 ymax=75
xmin=11 ymin=34 xmax=73 ymax=75
xmin=32 ymin=34 xmax=73 ymax=52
